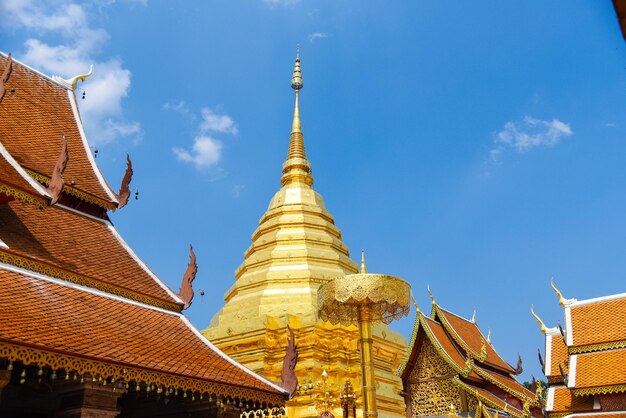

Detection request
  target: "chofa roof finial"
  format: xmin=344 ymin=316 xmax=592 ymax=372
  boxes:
xmin=67 ymin=65 xmax=93 ymax=91
xmin=530 ymin=305 xmax=547 ymax=334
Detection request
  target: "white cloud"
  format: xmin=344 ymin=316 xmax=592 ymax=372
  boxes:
xmin=199 ymin=107 xmax=238 ymax=134
xmin=604 ymin=122 xmax=618 ymax=128
xmin=307 ymin=32 xmax=329 ymax=43
xmin=0 ymin=0 xmax=140 ymax=146
xmin=173 ymin=136 xmax=223 ymax=169
xmin=172 ymin=106 xmax=237 ymax=169
xmin=491 ymin=116 xmax=573 ymax=161
xmin=263 ymin=0 xmax=301 ymax=5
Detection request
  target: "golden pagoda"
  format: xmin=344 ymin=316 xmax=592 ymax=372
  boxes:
xmin=202 ymin=52 xmax=407 ymax=418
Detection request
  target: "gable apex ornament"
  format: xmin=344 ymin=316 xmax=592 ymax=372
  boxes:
xmin=66 ymin=65 xmax=93 ymax=91
xmin=550 ymin=278 xmax=576 ymax=307
xmin=116 ymin=154 xmax=133 ymax=209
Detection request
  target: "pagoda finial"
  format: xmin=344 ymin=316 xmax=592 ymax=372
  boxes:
xmin=530 ymin=305 xmax=547 ymax=334
xmin=281 ymin=50 xmax=313 ymax=186
xmin=360 ymin=249 xmax=367 ymax=273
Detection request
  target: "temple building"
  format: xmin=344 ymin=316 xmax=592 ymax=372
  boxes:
xmin=202 ymin=54 xmax=408 ymax=417
xmin=0 ymin=52 xmax=289 ymax=417
xmin=400 ymin=292 xmax=541 ymax=418
xmin=534 ymin=283 xmax=626 ymax=418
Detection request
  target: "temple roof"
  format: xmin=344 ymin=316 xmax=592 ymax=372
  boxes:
xmin=0 ymin=198 xmax=183 ymax=311
xmin=0 ymin=265 xmax=287 ymax=403
xmin=569 ymin=348 xmax=626 ymax=393
xmin=435 ymin=305 xmax=516 ymax=373
xmin=0 ymin=141 xmax=50 ymax=207
xmin=545 ymin=332 xmax=569 ymax=380
xmin=0 ymin=52 xmax=119 ymax=210
xmin=565 ymin=293 xmax=626 ymax=350
xmin=546 ymin=385 xmax=596 ymax=414
xmin=454 ymin=378 xmax=525 ymax=418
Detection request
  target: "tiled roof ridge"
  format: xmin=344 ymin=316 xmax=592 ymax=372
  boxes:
xmin=179 ymin=316 xmax=288 ymax=396
xmin=435 ymin=304 xmax=516 ymax=373
xmin=0 ymin=51 xmax=72 ymax=91
xmin=0 ymin=262 xmax=177 ymax=315
xmin=0 ymin=52 xmax=120 ymax=209
xmin=473 ymin=364 xmax=538 ymax=405
xmin=420 ymin=314 xmax=473 ymax=377
xmin=0 ymin=140 xmax=51 ymax=200
xmin=568 ymin=291 xmax=626 ymax=308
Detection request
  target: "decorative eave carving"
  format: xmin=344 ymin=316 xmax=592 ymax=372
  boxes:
xmin=515 ymin=353 xmax=523 ymax=375
xmin=178 ymin=244 xmax=197 ymax=310
xmin=116 ymin=154 xmax=133 ymax=209
xmin=0 ymin=52 xmax=12 ymax=104
xmin=280 ymin=326 xmax=298 ymax=397
xmin=48 ymin=133 xmax=69 ymax=205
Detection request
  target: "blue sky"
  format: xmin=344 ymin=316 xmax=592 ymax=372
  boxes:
xmin=2 ymin=0 xmax=625 ymax=381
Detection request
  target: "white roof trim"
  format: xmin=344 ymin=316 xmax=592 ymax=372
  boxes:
xmin=565 ymin=306 xmax=574 ymax=346
xmin=569 ymin=291 xmax=626 ymax=308
xmin=564 ymin=413 xmax=626 ymax=418
xmin=0 ymin=262 xmax=176 ymax=315
xmin=545 ymin=334 xmax=553 ymax=376
xmin=0 ymin=51 xmax=71 ymax=91
xmin=593 ymin=395 xmax=600 ymax=410
xmin=106 ymin=223 xmax=184 ymax=305
xmin=568 ymin=354 xmax=577 ymax=388
xmin=0 ymin=238 xmax=8 ymax=250
xmin=0 ymin=141 xmax=51 ymax=198
xmin=179 ymin=315 xmax=289 ymax=395
xmin=546 ymin=385 xmax=558 ymax=411
xmin=66 ymin=89 xmax=119 ymax=204
xmin=56 ymin=202 xmax=110 ymax=223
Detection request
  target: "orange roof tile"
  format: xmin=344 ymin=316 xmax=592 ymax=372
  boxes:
xmin=0 ymin=267 xmax=285 ymax=397
xmin=454 ymin=378 xmax=524 ymax=417
xmin=436 ymin=306 xmax=515 ymax=373
xmin=0 ymin=199 xmax=181 ymax=309
xmin=548 ymin=386 xmax=595 ymax=413
xmin=421 ymin=315 xmax=479 ymax=379
xmin=547 ymin=333 xmax=569 ymax=378
xmin=569 ymin=295 xmax=626 ymax=348
xmin=473 ymin=364 xmax=537 ymax=402
xmin=0 ymin=53 xmax=118 ymax=208
xmin=572 ymin=348 xmax=626 ymax=390
xmin=561 ymin=414 xmax=626 ymax=418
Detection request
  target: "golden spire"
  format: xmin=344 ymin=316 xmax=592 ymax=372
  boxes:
xmin=360 ymin=249 xmax=367 ymax=273
xmin=281 ymin=49 xmax=313 ymax=186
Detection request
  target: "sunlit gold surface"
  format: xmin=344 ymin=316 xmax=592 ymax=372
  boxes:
xmin=202 ymin=53 xmax=407 ymax=418
xmin=318 ymin=273 xmax=411 ymax=418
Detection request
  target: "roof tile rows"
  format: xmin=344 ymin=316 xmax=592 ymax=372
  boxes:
xmin=0 ymin=54 xmax=117 ymax=208
xmin=569 ymin=296 xmax=626 ymax=348
xmin=0 ymin=267 xmax=283 ymax=395
xmin=573 ymin=348 xmax=626 ymax=389
xmin=0 ymin=199 xmax=179 ymax=308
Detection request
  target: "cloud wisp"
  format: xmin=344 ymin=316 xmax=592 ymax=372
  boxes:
xmin=0 ymin=0 xmax=141 ymax=146
xmin=490 ymin=116 xmax=573 ymax=162
xmin=307 ymin=32 xmax=329 ymax=43
xmin=171 ymin=106 xmax=238 ymax=169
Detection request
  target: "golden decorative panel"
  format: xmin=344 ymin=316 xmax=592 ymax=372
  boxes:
xmin=0 ymin=184 xmax=46 ymax=208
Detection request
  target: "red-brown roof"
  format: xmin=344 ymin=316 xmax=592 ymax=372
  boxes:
xmin=0 ymin=267 xmax=286 ymax=399
xmin=454 ymin=378 xmax=524 ymax=417
xmin=0 ymin=53 xmax=118 ymax=209
xmin=436 ymin=306 xmax=515 ymax=373
xmin=473 ymin=364 xmax=537 ymax=401
xmin=0 ymin=198 xmax=181 ymax=310
xmin=0 ymin=143 xmax=49 ymax=205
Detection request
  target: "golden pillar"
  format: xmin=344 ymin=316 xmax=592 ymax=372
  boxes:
xmin=318 ymin=253 xmax=411 ymax=418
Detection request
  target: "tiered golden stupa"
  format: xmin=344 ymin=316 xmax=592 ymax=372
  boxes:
xmin=202 ymin=53 xmax=407 ymax=418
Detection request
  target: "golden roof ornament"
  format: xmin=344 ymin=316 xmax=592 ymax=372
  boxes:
xmin=360 ymin=249 xmax=367 ymax=273
xmin=427 ymin=286 xmax=436 ymax=305
xmin=471 ymin=308 xmax=476 ymax=323
xmin=530 ymin=305 xmax=547 ymax=334
xmin=67 ymin=65 xmax=93 ymax=91
xmin=550 ymin=278 xmax=576 ymax=307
